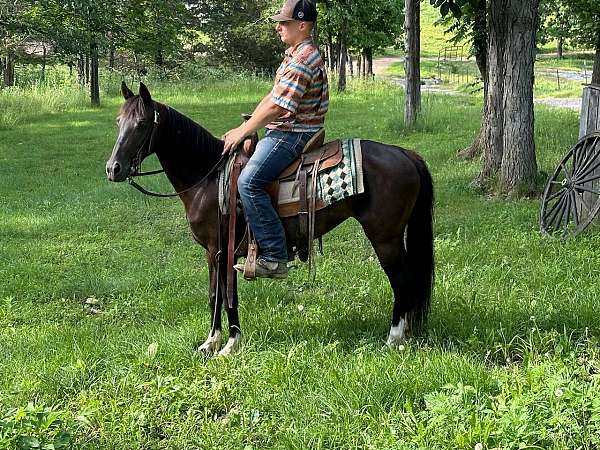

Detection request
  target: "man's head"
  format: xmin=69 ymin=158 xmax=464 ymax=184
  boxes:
xmin=270 ymin=0 xmax=317 ymax=46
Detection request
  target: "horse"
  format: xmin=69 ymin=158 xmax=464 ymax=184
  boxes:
xmin=106 ymin=82 xmax=434 ymax=356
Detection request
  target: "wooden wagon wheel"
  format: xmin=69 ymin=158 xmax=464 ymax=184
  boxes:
xmin=540 ymin=132 xmax=600 ymax=238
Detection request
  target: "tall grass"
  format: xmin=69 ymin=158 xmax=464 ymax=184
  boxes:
xmin=2 ymin=78 xmax=600 ymax=449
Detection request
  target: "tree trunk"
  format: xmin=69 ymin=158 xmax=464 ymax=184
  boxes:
xmin=498 ymin=0 xmax=539 ymax=195
xmin=557 ymin=36 xmax=563 ymax=60
xmin=90 ymin=40 xmax=100 ymax=106
xmin=3 ymin=53 xmax=15 ymax=87
xmin=357 ymin=52 xmax=362 ymax=79
xmin=77 ymin=54 xmax=85 ymax=86
xmin=592 ymin=32 xmax=600 ymax=86
xmin=41 ymin=45 xmax=47 ymax=82
xmin=335 ymin=39 xmax=341 ymax=73
xmin=362 ymin=53 xmax=366 ymax=78
xmin=85 ymin=54 xmax=90 ymax=85
xmin=479 ymin=0 xmax=507 ymax=184
xmin=328 ymin=39 xmax=335 ymax=71
xmin=348 ymin=52 xmax=353 ymax=78
xmin=337 ymin=35 xmax=347 ymax=92
xmin=365 ymin=48 xmax=373 ymax=78
xmin=404 ymin=0 xmax=421 ymax=127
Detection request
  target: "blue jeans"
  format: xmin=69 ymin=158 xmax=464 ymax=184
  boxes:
xmin=238 ymin=129 xmax=315 ymax=263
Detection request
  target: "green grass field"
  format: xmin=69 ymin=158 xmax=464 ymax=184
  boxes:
xmin=2 ymin=77 xmax=600 ymax=449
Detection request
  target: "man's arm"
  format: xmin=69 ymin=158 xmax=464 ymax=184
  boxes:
xmin=222 ymin=96 xmax=287 ymax=154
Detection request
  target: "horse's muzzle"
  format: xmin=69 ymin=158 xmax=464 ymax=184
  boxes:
xmin=106 ymin=160 xmax=127 ymax=182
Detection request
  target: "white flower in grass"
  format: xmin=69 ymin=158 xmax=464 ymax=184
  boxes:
xmin=297 ymin=304 xmax=304 ymax=313
xmin=146 ymin=342 xmax=158 ymax=358
xmin=555 ymin=388 xmax=564 ymax=397
xmin=474 ymin=443 xmax=483 ymax=450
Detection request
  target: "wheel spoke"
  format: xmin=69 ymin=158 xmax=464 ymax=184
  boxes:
xmin=576 ymin=185 xmax=600 ymax=196
xmin=545 ymin=195 xmax=566 ymax=230
xmin=546 ymin=187 xmax=567 ymax=202
xmin=543 ymin=193 xmax=566 ymax=221
xmin=575 ymin=157 xmax=600 ymax=183
xmin=560 ymin=194 xmax=572 ymax=238
xmin=559 ymin=161 xmax=572 ymax=180
xmin=556 ymin=195 xmax=568 ymax=232
xmin=574 ymin=138 xmax=600 ymax=177
xmin=577 ymin=172 xmax=600 ymax=185
xmin=570 ymin=190 xmax=580 ymax=227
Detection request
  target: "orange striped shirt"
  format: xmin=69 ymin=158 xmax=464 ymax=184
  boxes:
xmin=267 ymin=38 xmax=329 ymax=132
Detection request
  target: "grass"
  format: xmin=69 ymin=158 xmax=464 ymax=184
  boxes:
xmin=1 ymin=76 xmax=600 ymax=449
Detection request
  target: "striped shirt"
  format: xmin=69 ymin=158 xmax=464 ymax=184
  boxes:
xmin=267 ymin=38 xmax=329 ymax=132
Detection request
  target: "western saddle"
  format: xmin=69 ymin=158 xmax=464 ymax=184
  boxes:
xmin=226 ymin=115 xmax=343 ymax=284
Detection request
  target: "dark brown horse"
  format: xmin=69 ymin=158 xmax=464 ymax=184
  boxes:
xmin=106 ymin=82 xmax=434 ymax=356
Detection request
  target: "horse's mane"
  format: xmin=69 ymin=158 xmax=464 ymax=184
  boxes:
xmin=121 ymin=96 xmax=224 ymax=162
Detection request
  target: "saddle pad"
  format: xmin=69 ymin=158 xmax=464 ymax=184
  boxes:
xmin=277 ymin=138 xmax=364 ymax=217
xmin=218 ymin=139 xmax=364 ymax=217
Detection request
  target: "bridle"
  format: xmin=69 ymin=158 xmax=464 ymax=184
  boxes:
xmin=125 ymin=103 xmax=227 ymax=198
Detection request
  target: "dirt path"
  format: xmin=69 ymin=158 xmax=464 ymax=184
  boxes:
xmin=372 ymin=56 xmax=403 ymax=76
xmin=372 ymin=55 xmax=582 ymax=111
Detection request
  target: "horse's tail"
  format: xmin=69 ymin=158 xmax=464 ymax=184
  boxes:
xmin=404 ymin=150 xmax=435 ymax=329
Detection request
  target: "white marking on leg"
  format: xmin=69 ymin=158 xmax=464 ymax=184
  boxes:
xmin=386 ymin=317 xmax=407 ymax=349
xmin=218 ymin=334 xmax=241 ymax=357
xmin=197 ymin=330 xmax=222 ymax=355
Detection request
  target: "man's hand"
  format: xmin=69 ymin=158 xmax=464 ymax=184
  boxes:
xmin=222 ymin=126 xmax=248 ymax=155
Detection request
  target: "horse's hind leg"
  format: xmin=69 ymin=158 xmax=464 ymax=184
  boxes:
xmin=197 ymin=251 xmax=223 ymax=355
xmin=364 ymin=232 xmax=413 ymax=348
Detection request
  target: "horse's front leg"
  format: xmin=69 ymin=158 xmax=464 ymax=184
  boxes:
xmin=197 ymin=250 xmax=223 ymax=355
xmin=218 ymin=256 xmax=242 ymax=356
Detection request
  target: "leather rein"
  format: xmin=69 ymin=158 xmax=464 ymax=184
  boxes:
xmin=126 ymin=105 xmax=227 ymax=198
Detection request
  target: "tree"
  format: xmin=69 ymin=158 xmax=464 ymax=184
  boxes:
xmin=317 ymin=0 xmax=403 ymax=90
xmin=404 ymin=0 xmax=420 ymax=126
xmin=0 ymin=0 xmax=29 ymax=87
xmin=539 ymin=0 xmax=572 ymax=59
xmin=189 ymin=0 xmax=282 ymax=72
xmin=481 ymin=0 xmax=539 ymax=195
xmin=434 ymin=0 xmax=539 ymax=195
xmin=565 ymin=0 xmax=600 ymax=84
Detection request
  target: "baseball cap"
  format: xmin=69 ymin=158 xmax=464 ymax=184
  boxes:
xmin=270 ymin=0 xmax=317 ymax=22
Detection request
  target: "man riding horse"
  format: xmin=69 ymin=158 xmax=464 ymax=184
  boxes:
xmin=222 ymin=0 xmax=328 ymax=279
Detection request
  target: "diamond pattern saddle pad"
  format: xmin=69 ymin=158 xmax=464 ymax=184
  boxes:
xmin=219 ymin=138 xmax=364 ymax=218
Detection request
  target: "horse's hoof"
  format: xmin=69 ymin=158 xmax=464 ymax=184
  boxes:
xmin=386 ymin=319 xmax=407 ymax=349
xmin=217 ymin=335 xmax=241 ymax=357
xmin=197 ymin=331 xmax=222 ymax=355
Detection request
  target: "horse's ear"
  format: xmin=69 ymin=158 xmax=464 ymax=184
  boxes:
xmin=121 ymin=81 xmax=134 ymax=100
xmin=139 ymin=82 xmax=152 ymax=105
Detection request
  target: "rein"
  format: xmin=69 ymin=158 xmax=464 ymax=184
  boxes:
xmin=126 ymin=105 xmax=227 ymax=198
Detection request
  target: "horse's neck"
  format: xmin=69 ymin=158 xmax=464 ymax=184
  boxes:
xmin=154 ymin=103 xmax=224 ymax=192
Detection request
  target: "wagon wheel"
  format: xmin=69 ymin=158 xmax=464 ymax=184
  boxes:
xmin=540 ymin=132 xmax=600 ymax=238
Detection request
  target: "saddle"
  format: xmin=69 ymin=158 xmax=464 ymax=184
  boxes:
xmin=227 ymin=115 xmax=342 ymax=283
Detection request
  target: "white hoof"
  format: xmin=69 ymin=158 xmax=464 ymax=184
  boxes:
xmin=386 ymin=317 xmax=407 ymax=349
xmin=197 ymin=331 xmax=222 ymax=355
xmin=218 ymin=334 xmax=241 ymax=357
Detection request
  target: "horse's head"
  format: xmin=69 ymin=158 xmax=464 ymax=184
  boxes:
xmin=106 ymin=82 xmax=157 ymax=182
